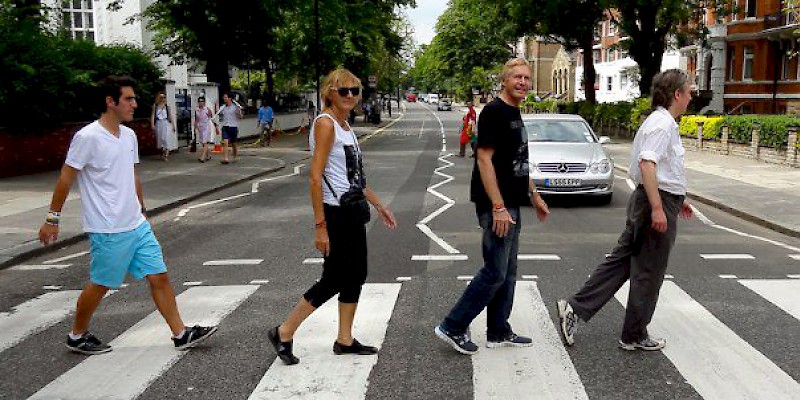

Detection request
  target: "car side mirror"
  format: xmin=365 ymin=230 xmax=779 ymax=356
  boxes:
xmin=598 ymin=136 xmax=611 ymax=144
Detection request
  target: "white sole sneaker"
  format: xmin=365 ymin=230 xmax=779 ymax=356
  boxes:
xmin=434 ymin=326 xmax=478 ymax=355
xmin=556 ymin=300 xmax=575 ymax=346
xmin=486 ymin=341 xmax=534 ymax=348
xmin=618 ymin=338 xmax=666 ymax=351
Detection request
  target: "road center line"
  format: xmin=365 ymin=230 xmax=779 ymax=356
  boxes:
xmin=43 ymin=251 xmax=89 ymax=264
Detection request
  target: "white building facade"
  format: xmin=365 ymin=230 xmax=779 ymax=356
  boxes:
xmin=574 ymin=51 xmax=683 ymax=103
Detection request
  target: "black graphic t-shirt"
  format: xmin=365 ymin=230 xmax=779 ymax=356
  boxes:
xmin=344 ymin=141 xmax=366 ymax=191
xmin=470 ymin=97 xmax=530 ymax=210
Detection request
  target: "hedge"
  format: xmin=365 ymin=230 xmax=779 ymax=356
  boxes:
xmin=679 ymin=115 xmax=800 ymax=148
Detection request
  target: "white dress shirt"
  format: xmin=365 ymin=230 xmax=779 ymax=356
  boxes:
xmin=628 ymin=107 xmax=687 ymax=195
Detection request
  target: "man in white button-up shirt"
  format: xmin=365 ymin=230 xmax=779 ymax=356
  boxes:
xmin=556 ymin=69 xmax=695 ymax=352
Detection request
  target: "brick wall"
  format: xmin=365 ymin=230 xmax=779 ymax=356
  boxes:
xmin=0 ymin=119 xmax=157 ymax=178
xmin=681 ymin=137 xmax=798 ymax=167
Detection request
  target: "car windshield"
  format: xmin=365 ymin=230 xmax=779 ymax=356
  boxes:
xmin=524 ymin=120 xmax=596 ymax=143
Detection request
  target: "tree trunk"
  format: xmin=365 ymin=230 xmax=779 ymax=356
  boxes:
xmin=637 ymin=48 xmax=663 ymax=97
xmin=580 ymin=38 xmax=597 ymax=105
xmin=205 ymin=59 xmax=231 ymax=97
xmin=265 ymin=65 xmax=275 ymax=104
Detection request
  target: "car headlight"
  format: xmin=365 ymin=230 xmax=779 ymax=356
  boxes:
xmin=590 ymin=159 xmax=610 ymax=174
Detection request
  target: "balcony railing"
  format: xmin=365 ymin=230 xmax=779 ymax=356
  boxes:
xmin=764 ymin=7 xmax=800 ymax=30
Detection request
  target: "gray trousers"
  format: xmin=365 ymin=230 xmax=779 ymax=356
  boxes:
xmin=569 ymin=186 xmax=684 ymax=343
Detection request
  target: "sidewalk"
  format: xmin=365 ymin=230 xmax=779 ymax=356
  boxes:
xmin=0 ymin=112 xmax=401 ymax=268
xmin=606 ymin=141 xmax=800 ymax=238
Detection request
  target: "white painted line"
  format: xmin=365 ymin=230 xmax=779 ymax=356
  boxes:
xmin=202 ymin=259 xmax=263 ymax=266
xmin=690 ymin=204 xmax=715 ymax=226
xmin=411 ymin=254 xmax=468 ymax=261
xmin=302 ymin=258 xmax=324 ymax=265
xmin=521 ymin=275 xmax=538 ymax=280
xmin=31 ymin=285 xmax=258 ymax=400
xmin=362 ymin=112 xmax=406 ymax=141
xmin=0 ymin=291 xmax=82 ymax=353
xmin=415 ymin=224 xmax=461 ymax=254
xmin=789 ymin=254 xmax=800 ymax=260
xmin=788 ymin=274 xmax=800 ymax=279
xmin=183 ymin=281 xmax=203 ymax=286
xmin=247 ymin=283 xmax=401 ymax=400
xmin=9 ymin=264 xmax=71 ymax=271
xmin=706 ymin=223 xmax=800 ymax=253
xmin=418 ymin=119 xmax=425 ymax=139
xmin=42 ymin=285 xmax=62 ymax=290
xmin=43 ymin=251 xmax=89 ymax=264
xmin=249 ymin=280 xmax=270 ymax=285
xmin=719 ymin=274 xmax=738 ymax=279
xmin=395 ymin=277 xmax=412 ymax=282
xmin=615 ymin=281 xmax=800 ymax=399
xmin=517 ymin=254 xmax=561 ymax=261
xmin=665 ymin=274 xmax=675 ymax=279
xmin=252 ymin=165 xmax=304 ymax=193
xmin=740 ymin=279 xmax=800 ymax=321
xmin=456 ymin=275 xmax=473 ymax=281
xmin=701 ymin=254 xmax=755 ymax=260
xmin=176 ymin=192 xmax=251 ymax=219
xmin=473 ymin=281 xmax=588 ymax=399
xmin=625 ymin=178 xmax=636 ymax=190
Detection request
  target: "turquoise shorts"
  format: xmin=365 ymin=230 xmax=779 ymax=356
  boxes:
xmin=88 ymin=221 xmax=167 ymax=289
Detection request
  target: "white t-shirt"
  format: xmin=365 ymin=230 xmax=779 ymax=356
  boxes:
xmin=628 ymin=107 xmax=687 ymax=195
xmin=65 ymin=121 xmax=145 ymax=233
xmin=219 ymin=104 xmax=241 ymax=128
xmin=309 ymin=114 xmax=363 ymax=206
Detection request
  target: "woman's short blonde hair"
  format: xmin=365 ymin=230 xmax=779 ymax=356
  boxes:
xmin=321 ymin=68 xmax=362 ymax=107
xmin=498 ymin=58 xmax=531 ymax=83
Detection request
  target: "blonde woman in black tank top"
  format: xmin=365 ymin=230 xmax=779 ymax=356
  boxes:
xmin=268 ymin=68 xmax=397 ymax=365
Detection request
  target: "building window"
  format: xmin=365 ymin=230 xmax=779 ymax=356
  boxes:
xmin=608 ymin=23 xmax=616 ymax=37
xmin=607 ymin=76 xmax=613 ymax=91
xmin=782 ymin=53 xmax=792 ymax=80
xmin=606 ymin=48 xmax=614 ymax=62
xmin=620 ymin=49 xmax=628 ymax=59
xmin=727 ymin=47 xmax=735 ymax=81
xmin=593 ymin=50 xmax=600 ymax=64
xmin=745 ymin=0 xmax=756 ymax=18
xmin=742 ymin=46 xmax=754 ymax=81
xmin=62 ymin=0 xmax=95 ymax=42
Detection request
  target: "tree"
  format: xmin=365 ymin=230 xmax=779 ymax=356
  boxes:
xmin=505 ymin=0 xmax=605 ymax=104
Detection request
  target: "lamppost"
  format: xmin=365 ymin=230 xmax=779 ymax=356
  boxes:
xmin=314 ymin=0 xmax=321 ymax=113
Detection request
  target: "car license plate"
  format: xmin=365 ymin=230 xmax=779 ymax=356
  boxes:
xmin=545 ymin=178 xmax=581 ymax=187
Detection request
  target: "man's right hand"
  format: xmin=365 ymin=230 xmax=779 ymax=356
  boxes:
xmin=650 ymin=208 xmax=667 ymax=233
xmin=492 ymin=209 xmax=516 ymax=238
xmin=39 ymin=223 xmax=59 ymax=246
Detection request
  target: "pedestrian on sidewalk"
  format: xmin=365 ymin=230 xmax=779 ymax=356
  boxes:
xmin=194 ymin=96 xmax=213 ymax=162
xmin=386 ymin=96 xmax=392 ymax=117
xmin=458 ymin=101 xmax=477 ymax=157
xmin=556 ymin=69 xmax=695 ymax=352
xmin=218 ymin=92 xmax=243 ymax=164
xmin=257 ymin=99 xmax=274 ymax=146
xmin=268 ymin=68 xmax=397 ymax=365
xmin=38 ymin=76 xmax=217 ymax=355
xmin=150 ymin=91 xmax=175 ymax=162
xmin=435 ymin=58 xmax=550 ymax=355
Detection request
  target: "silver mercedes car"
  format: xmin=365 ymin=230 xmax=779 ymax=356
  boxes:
xmin=524 ymin=113 xmax=614 ymax=204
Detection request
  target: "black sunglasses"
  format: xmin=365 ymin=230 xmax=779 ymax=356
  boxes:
xmin=335 ymin=87 xmax=360 ymax=97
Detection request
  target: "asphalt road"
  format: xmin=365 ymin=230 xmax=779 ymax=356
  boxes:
xmin=2 ymin=102 xmax=799 ymax=400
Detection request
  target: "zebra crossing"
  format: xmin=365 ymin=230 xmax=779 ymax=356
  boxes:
xmin=1 ymin=277 xmax=800 ymax=399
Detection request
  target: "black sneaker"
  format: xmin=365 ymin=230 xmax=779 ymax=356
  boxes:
xmin=172 ymin=325 xmax=218 ymax=350
xmin=434 ymin=324 xmax=478 ymax=355
xmin=268 ymin=326 xmax=299 ymax=365
xmin=557 ymin=299 xmax=579 ymax=346
xmin=333 ymin=338 xmax=378 ymax=355
xmin=486 ymin=332 xmax=533 ymax=348
xmin=619 ymin=336 xmax=666 ymax=351
xmin=66 ymin=332 xmax=112 ymax=355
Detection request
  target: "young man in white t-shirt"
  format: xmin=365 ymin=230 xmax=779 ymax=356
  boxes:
xmin=38 ymin=76 xmax=217 ymax=355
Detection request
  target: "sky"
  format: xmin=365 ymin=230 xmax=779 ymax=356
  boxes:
xmin=404 ymin=0 xmax=449 ymax=46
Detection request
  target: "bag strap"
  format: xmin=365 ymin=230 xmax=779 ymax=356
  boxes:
xmin=322 ymin=175 xmax=339 ymax=200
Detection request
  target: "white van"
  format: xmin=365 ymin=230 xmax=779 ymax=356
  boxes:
xmin=429 ymin=94 xmax=439 ymax=104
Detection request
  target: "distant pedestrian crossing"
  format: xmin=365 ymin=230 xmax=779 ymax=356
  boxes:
xmin=1 ymin=279 xmax=799 ymax=399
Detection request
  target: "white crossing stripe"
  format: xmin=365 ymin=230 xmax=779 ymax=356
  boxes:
xmin=0 ymin=291 xmax=82 ymax=353
xmin=183 ymin=281 xmax=203 ymax=286
xmin=719 ymin=275 xmax=738 ymax=279
xmin=472 ymin=281 xmax=588 ymax=399
xmin=664 ymin=274 xmax=674 ymax=279
xmin=517 ymin=254 xmax=561 ymax=261
xmin=396 ymin=276 xmax=412 ymax=282
xmin=248 ymin=283 xmax=401 ymax=400
xmin=42 ymin=285 xmax=62 ymax=290
xmin=30 ymin=285 xmax=258 ymax=400
xmin=9 ymin=264 xmax=71 ymax=271
xmin=412 ymin=254 xmax=468 ymax=261
xmin=615 ymin=281 xmax=800 ymax=399
xmin=202 ymin=259 xmax=263 ymax=266
xmin=739 ymin=280 xmax=800 ymax=321
xmin=788 ymin=275 xmax=800 ymax=279
xmin=43 ymin=251 xmax=89 ymax=264
xmin=303 ymin=258 xmax=324 ymax=264
xmin=789 ymin=254 xmax=800 ymax=260
xmin=249 ymin=280 xmax=270 ymax=285
xmin=521 ymin=275 xmax=538 ymax=280
xmin=700 ymin=254 xmax=755 ymax=260
xmin=457 ymin=276 xmax=473 ymax=281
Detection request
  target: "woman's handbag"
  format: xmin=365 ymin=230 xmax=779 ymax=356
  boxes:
xmin=323 ymin=176 xmax=371 ymax=224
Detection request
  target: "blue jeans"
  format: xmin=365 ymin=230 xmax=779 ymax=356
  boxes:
xmin=442 ymin=207 xmax=521 ymax=338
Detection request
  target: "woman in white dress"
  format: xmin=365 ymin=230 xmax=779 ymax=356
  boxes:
xmin=150 ymin=92 xmax=175 ymax=161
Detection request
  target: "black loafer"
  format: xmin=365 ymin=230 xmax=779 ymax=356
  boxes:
xmin=333 ymin=338 xmax=378 ymax=355
xmin=268 ymin=326 xmax=299 ymax=365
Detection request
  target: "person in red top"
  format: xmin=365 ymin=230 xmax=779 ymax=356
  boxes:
xmin=458 ymin=101 xmax=477 ymax=157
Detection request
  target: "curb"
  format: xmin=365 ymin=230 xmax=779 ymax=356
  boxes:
xmin=0 ymin=161 xmax=288 ymax=270
xmin=613 ymin=165 xmax=800 ymax=239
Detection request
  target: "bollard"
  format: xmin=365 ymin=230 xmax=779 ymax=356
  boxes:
xmin=751 ymin=124 xmax=760 ymax=159
xmin=696 ymin=120 xmax=705 ymax=150
xmin=721 ymin=125 xmax=730 ymax=155
xmin=788 ymin=127 xmax=798 ymax=166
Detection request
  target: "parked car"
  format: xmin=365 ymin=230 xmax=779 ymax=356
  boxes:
xmin=429 ymin=93 xmax=439 ymax=104
xmin=406 ymin=93 xmax=417 ymax=102
xmin=437 ymin=98 xmax=452 ymax=111
xmin=524 ymin=113 xmax=614 ymax=204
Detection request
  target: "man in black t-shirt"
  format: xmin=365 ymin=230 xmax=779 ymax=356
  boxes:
xmin=435 ymin=58 xmax=550 ymax=355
